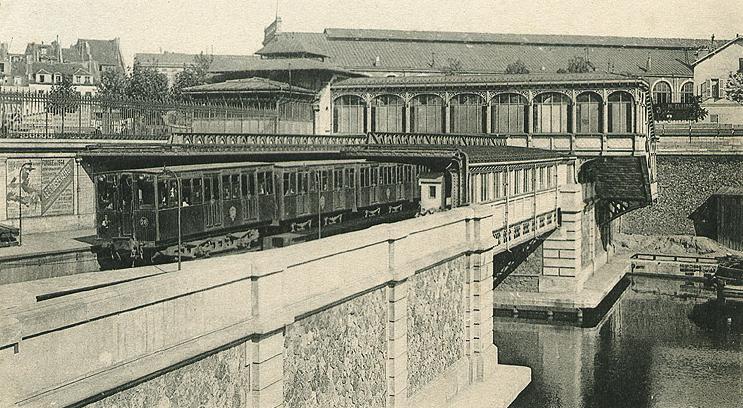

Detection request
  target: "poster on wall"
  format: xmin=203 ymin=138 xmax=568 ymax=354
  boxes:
xmin=6 ymin=158 xmax=75 ymax=219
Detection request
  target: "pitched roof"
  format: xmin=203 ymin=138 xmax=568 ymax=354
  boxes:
xmin=208 ymin=57 xmax=361 ymax=76
xmin=135 ymin=52 xmax=259 ymax=69
xmin=183 ymin=77 xmax=315 ymax=95
xmin=30 ymin=62 xmax=92 ymax=76
xmin=333 ymin=72 xmax=645 ymax=89
xmin=76 ymin=39 xmax=122 ymax=66
xmin=256 ymin=29 xmax=706 ymax=77
xmin=692 ymin=37 xmax=743 ymax=66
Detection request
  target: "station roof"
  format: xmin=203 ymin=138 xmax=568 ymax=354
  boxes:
xmin=333 ymin=72 xmax=645 ymax=89
xmin=344 ymin=143 xmax=569 ymax=165
xmin=256 ymin=28 xmax=713 ymax=77
xmin=135 ymin=52 xmax=259 ymax=68
xmin=183 ymin=77 xmax=316 ymax=96
xmin=208 ymin=57 xmax=361 ymax=76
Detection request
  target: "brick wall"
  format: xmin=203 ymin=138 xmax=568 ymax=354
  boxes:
xmin=622 ymin=155 xmax=743 ymax=235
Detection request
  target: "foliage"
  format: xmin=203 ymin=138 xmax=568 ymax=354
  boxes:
xmin=126 ymin=61 xmax=169 ymax=100
xmin=170 ymin=52 xmax=214 ymax=98
xmin=97 ymin=69 xmax=128 ymax=97
xmin=561 ymin=56 xmax=595 ymax=73
xmin=653 ymin=95 xmax=708 ymax=122
xmin=726 ymin=72 xmax=743 ymax=104
xmin=46 ymin=77 xmax=78 ymax=114
xmin=442 ymin=58 xmax=463 ymax=75
xmin=505 ymin=59 xmax=529 ymax=74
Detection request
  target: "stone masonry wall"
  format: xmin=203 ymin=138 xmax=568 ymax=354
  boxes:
xmin=85 ymin=343 xmax=249 ymax=408
xmin=623 ymin=155 xmax=743 ymax=235
xmin=407 ymin=255 xmax=465 ymax=396
xmin=283 ymin=287 xmax=387 ymax=408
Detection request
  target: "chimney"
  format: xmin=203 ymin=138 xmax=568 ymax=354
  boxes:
xmin=374 ymin=56 xmax=381 ymax=67
xmin=263 ymin=17 xmax=282 ymax=45
xmin=646 ymin=54 xmax=652 ymax=71
xmin=711 ymin=34 xmax=716 ymax=50
xmin=56 ymin=35 xmax=63 ymax=63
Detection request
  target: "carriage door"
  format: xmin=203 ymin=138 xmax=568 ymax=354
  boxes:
xmin=119 ymin=173 xmax=134 ymax=235
xmin=241 ymin=171 xmax=257 ymax=221
xmin=204 ymin=173 xmax=222 ymax=229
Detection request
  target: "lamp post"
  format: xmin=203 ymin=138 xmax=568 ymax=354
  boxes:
xmin=316 ymin=171 xmax=323 ymax=240
xmin=162 ymin=167 xmax=182 ymax=271
xmin=17 ymin=161 xmax=34 ymax=246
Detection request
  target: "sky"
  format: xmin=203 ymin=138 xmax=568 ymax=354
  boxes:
xmin=1 ymin=0 xmax=741 ymax=67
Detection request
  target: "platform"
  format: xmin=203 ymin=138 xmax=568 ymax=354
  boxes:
xmin=0 ymin=228 xmax=97 ymax=285
xmin=493 ymin=259 xmax=630 ymax=311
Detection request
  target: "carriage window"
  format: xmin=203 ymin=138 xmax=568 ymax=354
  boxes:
xmin=257 ymin=172 xmax=273 ymax=195
xmin=157 ymin=179 xmax=169 ymax=208
xmin=97 ymin=175 xmax=117 ymax=210
xmin=135 ymin=175 xmax=155 ymax=209
xmin=231 ymin=175 xmax=240 ymax=199
xmin=513 ymin=170 xmax=521 ymax=195
xmin=320 ymin=170 xmax=330 ymax=191
xmin=283 ymin=172 xmax=297 ymax=195
xmin=192 ymin=178 xmax=203 ymax=204
xmin=181 ymin=180 xmax=192 ymax=206
xmin=298 ymin=171 xmax=308 ymax=194
xmin=210 ymin=175 xmax=220 ymax=200
xmin=546 ymin=166 xmax=553 ymax=188
xmin=119 ymin=174 xmax=132 ymax=211
xmin=240 ymin=174 xmax=248 ymax=197
xmin=347 ymin=168 xmax=356 ymax=188
xmin=360 ymin=168 xmax=368 ymax=188
xmin=334 ymin=169 xmax=343 ymax=190
xmin=493 ymin=172 xmax=501 ymax=199
xmin=480 ymin=174 xmax=488 ymax=202
xmin=404 ymin=166 xmax=412 ymax=182
xmin=524 ymin=169 xmax=531 ymax=193
xmin=204 ymin=178 xmax=213 ymax=201
xmin=222 ymin=175 xmax=231 ymax=200
xmin=371 ymin=167 xmax=379 ymax=186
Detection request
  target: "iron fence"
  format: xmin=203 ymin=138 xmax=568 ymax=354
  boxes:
xmin=0 ymin=91 xmax=299 ymax=140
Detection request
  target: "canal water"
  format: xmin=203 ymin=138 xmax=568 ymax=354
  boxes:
xmin=494 ymin=276 xmax=743 ymax=408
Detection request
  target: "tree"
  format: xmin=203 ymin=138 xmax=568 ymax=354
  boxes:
xmin=687 ymin=95 xmax=709 ymax=122
xmin=170 ymin=52 xmax=214 ymax=98
xmin=47 ymin=77 xmax=78 ymax=115
xmin=505 ymin=59 xmax=529 ymax=74
xmin=442 ymin=58 xmax=463 ymax=76
xmin=97 ymin=69 xmax=128 ymax=97
xmin=126 ymin=61 xmax=169 ymax=100
xmin=726 ymin=72 xmax=743 ymax=104
xmin=562 ymin=56 xmax=595 ymax=73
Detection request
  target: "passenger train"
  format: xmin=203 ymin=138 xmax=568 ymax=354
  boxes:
xmin=94 ymin=159 xmax=419 ymax=265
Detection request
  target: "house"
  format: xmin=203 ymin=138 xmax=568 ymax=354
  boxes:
xmin=692 ymin=36 xmax=743 ymax=124
xmin=27 ymin=62 xmax=97 ymax=95
xmin=64 ymin=38 xmax=126 ymax=73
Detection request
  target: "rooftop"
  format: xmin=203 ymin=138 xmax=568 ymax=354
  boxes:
xmin=208 ymin=56 xmax=361 ymax=76
xmin=183 ymin=77 xmax=315 ymax=96
xmin=256 ymin=27 xmax=714 ymax=77
xmin=135 ymin=52 xmax=259 ymax=68
xmin=333 ymin=72 xmax=645 ymax=89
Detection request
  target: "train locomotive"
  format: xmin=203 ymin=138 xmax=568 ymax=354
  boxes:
xmin=93 ymin=159 xmax=419 ymax=265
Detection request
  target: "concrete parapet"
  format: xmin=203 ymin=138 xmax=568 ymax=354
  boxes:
xmin=0 ymin=199 xmax=534 ymax=407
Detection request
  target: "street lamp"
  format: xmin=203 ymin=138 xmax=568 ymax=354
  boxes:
xmin=316 ymin=170 xmax=323 ymax=240
xmin=162 ymin=167 xmax=182 ymax=271
xmin=17 ymin=161 xmax=34 ymax=246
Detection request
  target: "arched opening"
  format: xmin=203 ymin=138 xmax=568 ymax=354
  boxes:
xmin=333 ymin=95 xmax=366 ymax=133
xmin=533 ymin=92 xmax=570 ymax=133
xmin=450 ymin=93 xmax=486 ymax=133
xmin=575 ymin=92 xmax=602 ymax=134
xmin=410 ymin=94 xmax=445 ymax=133
xmin=608 ymin=91 xmax=634 ymax=133
xmin=370 ymin=94 xmax=405 ymax=133
xmin=652 ymin=81 xmax=672 ymax=105
xmin=680 ymin=82 xmax=694 ymax=104
xmin=491 ymin=93 xmax=527 ymax=134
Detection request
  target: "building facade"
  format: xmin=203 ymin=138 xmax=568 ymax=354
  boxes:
xmin=693 ymin=37 xmax=743 ymax=124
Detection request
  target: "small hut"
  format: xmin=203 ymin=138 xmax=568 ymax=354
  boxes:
xmin=690 ymin=187 xmax=743 ymax=251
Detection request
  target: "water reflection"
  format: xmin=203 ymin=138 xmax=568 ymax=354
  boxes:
xmin=494 ymin=276 xmax=743 ymax=408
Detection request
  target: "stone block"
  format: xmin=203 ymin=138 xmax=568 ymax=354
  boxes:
xmin=543 ymin=249 xmax=560 ymax=258
xmin=252 ymin=378 xmax=283 ymax=408
xmin=559 ymin=249 xmax=577 ymax=259
xmin=558 ymin=267 xmax=577 ymax=277
xmin=542 ymin=239 xmax=576 ymax=250
xmin=388 ymin=297 xmax=408 ymax=322
xmin=389 ymin=316 xmax=407 ymax=340
xmin=388 ymin=368 xmax=409 ymax=395
xmin=251 ymin=331 xmax=284 ymax=364
xmin=388 ymin=336 xmax=408 ymax=360
xmin=543 ymin=266 xmax=560 ymax=276
xmin=388 ymin=281 xmax=409 ymax=302
xmin=543 ymin=257 xmax=578 ymax=269
xmin=250 ymin=353 xmax=283 ymax=391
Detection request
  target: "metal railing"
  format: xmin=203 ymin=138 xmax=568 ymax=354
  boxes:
xmin=0 ymin=91 xmax=308 ymax=140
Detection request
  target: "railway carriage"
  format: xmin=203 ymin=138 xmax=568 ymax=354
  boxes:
xmin=94 ymin=159 xmax=419 ymax=265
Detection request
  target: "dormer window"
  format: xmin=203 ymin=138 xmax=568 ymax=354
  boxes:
xmin=38 ymin=74 xmax=46 ymax=83
xmin=54 ymin=74 xmax=62 ymax=83
xmin=75 ymin=75 xmax=81 ymax=83
xmin=84 ymin=76 xmax=91 ymax=84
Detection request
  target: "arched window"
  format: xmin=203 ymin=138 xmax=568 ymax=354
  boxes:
xmin=333 ymin=95 xmax=366 ymax=133
xmin=680 ymin=82 xmax=694 ymax=104
xmin=410 ymin=94 xmax=445 ymax=133
xmin=491 ymin=93 xmax=527 ymax=134
xmin=575 ymin=92 xmax=602 ymax=134
xmin=608 ymin=91 xmax=634 ymax=133
xmin=533 ymin=92 xmax=570 ymax=133
xmin=450 ymin=94 xmax=485 ymax=133
xmin=652 ymin=81 xmax=672 ymax=105
xmin=371 ymin=95 xmax=405 ymax=132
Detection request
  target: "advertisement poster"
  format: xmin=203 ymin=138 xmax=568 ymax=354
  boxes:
xmin=6 ymin=158 xmax=75 ymax=219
